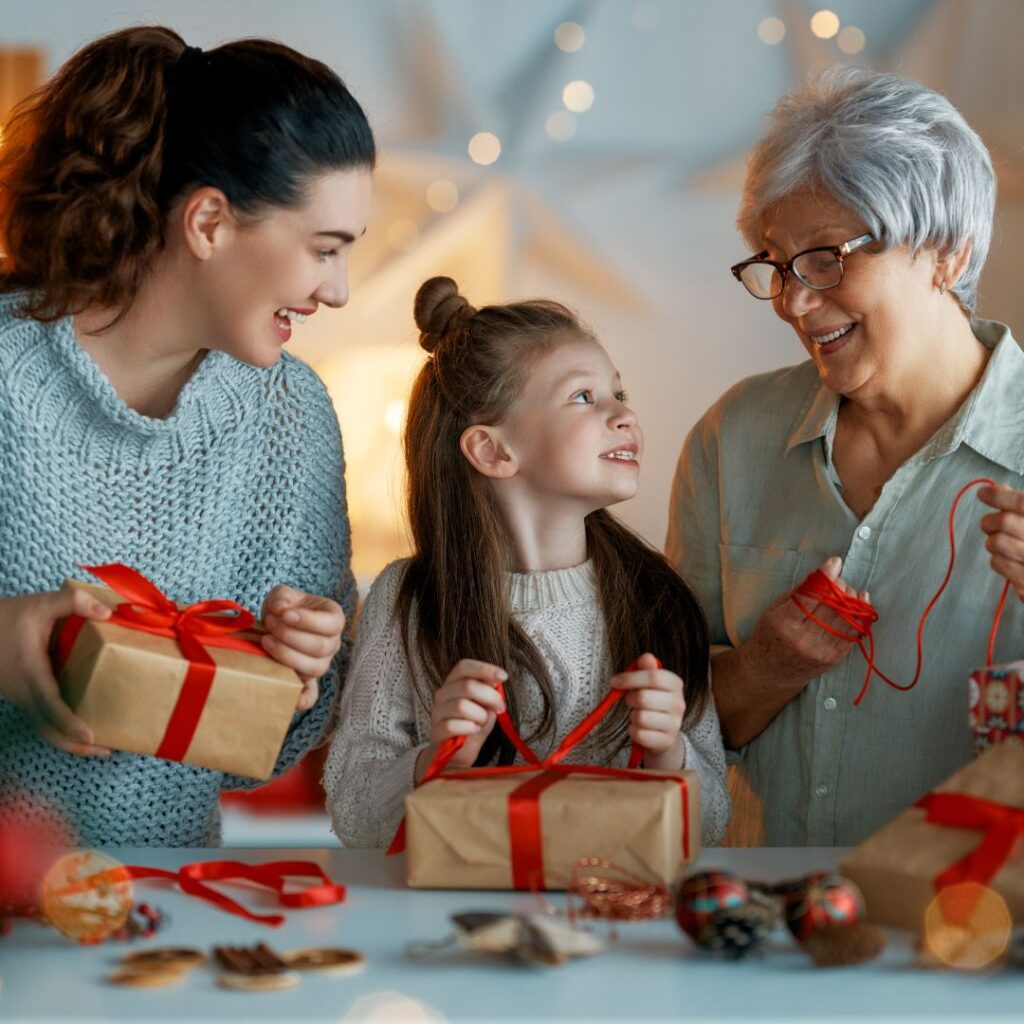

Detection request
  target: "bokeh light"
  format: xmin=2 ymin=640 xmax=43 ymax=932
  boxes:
xmin=545 ymin=110 xmax=576 ymax=142
xmin=554 ymin=22 xmax=585 ymax=53
xmin=562 ymin=80 xmax=595 ymax=113
xmin=837 ymin=26 xmax=866 ymax=54
xmin=757 ymin=17 xmax=786 ymax=45
xmin=426 ymin=179 xmax=459 ymax=212
xmin=810 ymin=10 xmax=841 ymax=39
xmin=468 ymin=131 xmax=501 ymax=166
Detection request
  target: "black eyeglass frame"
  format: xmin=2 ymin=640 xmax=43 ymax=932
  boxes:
xmin=730 ymin=232 xmax=875 ymax=300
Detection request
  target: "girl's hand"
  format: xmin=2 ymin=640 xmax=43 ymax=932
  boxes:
xmin=611 ymin=651 xmax=687 ymax=770
xmin=978 ymin=483 xmax=1024 ymax=600
xmin=417 ymin=659 xmax=507 ymax=780
xmin=742 ymin=555 xmax=865 ymax=688
xmin=261 ymin=585 xmax=345 ymax=711
xmin=0 ymin=588 xmax=112 ymax=756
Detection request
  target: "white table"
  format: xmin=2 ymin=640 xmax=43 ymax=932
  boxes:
xmin=1 ymin=846 xmax=1019 ymax=1023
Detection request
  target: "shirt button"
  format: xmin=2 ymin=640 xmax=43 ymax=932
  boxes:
xmin=823 ymin=697 xmax=837 ymax=710
xmin=815 ymin=784 xmax=828 ymax=798
xmin=857 ymin=525 xmax=872 ymax=540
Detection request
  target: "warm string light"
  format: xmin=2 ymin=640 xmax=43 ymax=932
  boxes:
xmin=545 ymin=110 xmax=576 ymax=142
xmin=426 ymin=179 xmax=459 ymax=213
xmin=838 ymin=26 xmax=866 ymax=54
xmin=562 ymin=80 xmax=594 ymax=113
xmin=757 ymin=17 xmax=786 ymax=45
xmin=468 ymin=131 xmax=501 ymax=166
xmin=554 ymin=21 xmax=585 ymax=53
xmin=810 ymin=9 xmax=840 ymax=39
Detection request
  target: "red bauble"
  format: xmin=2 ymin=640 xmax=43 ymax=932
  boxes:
xmin=675 ymin=870 xmax=749 ymax=941
xmin=0 ymin=796 xmax=70 ymax=919
xmin=784 ymin=872 xmax=864 ymax=941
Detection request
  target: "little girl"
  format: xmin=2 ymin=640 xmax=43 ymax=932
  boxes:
xmin=325 ymin=277 xmax=729 ymax=846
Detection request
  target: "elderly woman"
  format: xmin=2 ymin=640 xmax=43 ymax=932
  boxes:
xmin=667 ymin=67 xmax=1024 ymax=846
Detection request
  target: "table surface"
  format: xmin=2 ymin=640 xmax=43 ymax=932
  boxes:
xmin=1 ymin=846 xmax=1020 ymax=1023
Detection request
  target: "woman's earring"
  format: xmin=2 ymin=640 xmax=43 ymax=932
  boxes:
xmin=939 ymin=280 xmax=947 ymax=296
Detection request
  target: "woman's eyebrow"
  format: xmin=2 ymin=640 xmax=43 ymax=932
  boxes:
xmin=314 ymin=226 xmax=368 ymax=243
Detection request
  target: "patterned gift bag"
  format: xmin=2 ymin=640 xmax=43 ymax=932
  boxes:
xmin=969 ymin=662 xmax=1024 ymax=753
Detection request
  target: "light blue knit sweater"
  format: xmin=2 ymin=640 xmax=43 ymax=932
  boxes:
xmin=0 ymin=294 xmax=355 ymax=846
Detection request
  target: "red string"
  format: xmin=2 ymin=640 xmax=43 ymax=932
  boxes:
xmin=791 ymin=478 xmax=1012 ymax=706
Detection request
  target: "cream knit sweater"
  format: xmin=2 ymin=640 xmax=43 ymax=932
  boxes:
xmin=324 ymin=558 xmax=730 ymax=848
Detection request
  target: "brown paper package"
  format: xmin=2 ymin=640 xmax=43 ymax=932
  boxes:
xmin=56 ymin=578 xmax=302 ymax=779
xmin=404 ymin=768 xmax=701 ymax=890
xmin=841 ymin=743 xmax=1024 ymax=929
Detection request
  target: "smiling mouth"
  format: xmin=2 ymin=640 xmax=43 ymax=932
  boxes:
xmin=809 ymin=324 xmax=855 ymax=346
xmin=275 ymin=307 xmax=312 ymax=324
xmin=600 ymin=449 xmax=638 ymax=463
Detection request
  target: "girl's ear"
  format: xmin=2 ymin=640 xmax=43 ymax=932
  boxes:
xmin=460 ymin=424 xmax=517 ymax=479
xmin=179 ymin=186 xmax=237 ymax=260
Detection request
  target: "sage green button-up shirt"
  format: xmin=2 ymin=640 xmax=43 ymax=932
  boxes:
xmin=666 ymin=320 xmax=1024 ymax=846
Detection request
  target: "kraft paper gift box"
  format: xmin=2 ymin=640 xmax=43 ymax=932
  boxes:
xmin=54 ymin=568 xmax=302 ymax=780
xmin=403 ymin=766 xmax=701 ymax=890
xmin=840 ymin=743 xmax=1024 ymax=929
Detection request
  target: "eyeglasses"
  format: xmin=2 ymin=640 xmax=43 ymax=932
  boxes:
xmin=730 ymin=233 xmax=874 ymax=300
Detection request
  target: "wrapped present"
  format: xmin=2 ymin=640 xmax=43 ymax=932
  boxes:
xmin=840 ymin=744 xmax=1024 ymax=929
xmin=54 ymin=564 xmax=302 ymax=780
xmin=391 ymin=680 xmax=701 ymax=891
xmin=969 ymin=661 xmax=1024 ymax=752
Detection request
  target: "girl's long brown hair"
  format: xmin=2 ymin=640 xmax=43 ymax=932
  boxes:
xmin=398 ymin=276 xmax=709 ymax=766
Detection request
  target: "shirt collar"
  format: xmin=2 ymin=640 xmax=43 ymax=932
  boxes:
xmin=784 ymin=319 xmax=1024 ymax=475
xmin=958 ymin=319 xmax=1024 ymax=474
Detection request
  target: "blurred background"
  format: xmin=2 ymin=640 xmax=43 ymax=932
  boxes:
xmin=3 ymin=0 xmax=1022 ymax=840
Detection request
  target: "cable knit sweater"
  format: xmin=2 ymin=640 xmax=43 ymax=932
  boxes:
xmin=325 ymin=558 xmax=730 ymax=848
xmin=0 ymin=295 xmax=355 ymax=846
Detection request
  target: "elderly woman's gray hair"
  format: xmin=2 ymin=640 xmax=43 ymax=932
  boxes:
xmin=737 ymin=67 xmax=995 ymax=315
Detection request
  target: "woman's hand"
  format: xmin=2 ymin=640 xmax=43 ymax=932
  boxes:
xmin=261 ymin=585 xmax=345 ymax=711
xmin=741 ymin=555 xmax=866 ymax=686
xmin=416 ymin=659 xmax=507 ymax=781
xmin=978 ymin=483 xmax=1024 ymax=600
xmin=0 ymin=588 xmax=112 ymax=756
xmin=611 ymin=652 xmax=687 ymax=770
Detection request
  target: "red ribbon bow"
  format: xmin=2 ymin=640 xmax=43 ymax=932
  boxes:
xmin=915 ymin=791 xmax=1024 ymax=892
xmin=55 ymin=563 xmax=270 ymax=762
xmin=389 ymin=658 xmax=692 ymax=890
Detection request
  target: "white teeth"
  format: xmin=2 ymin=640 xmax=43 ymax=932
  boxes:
xmin=810 ymin=324 xmax=854 ymax=345
xmin=604 ymin=450 xmax=636 ymax=461
xmin=274 ymin=309 xmax=309 ymax=324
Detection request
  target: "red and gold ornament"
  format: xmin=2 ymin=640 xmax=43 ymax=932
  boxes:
xmin=783 ymin=872 xmax=864 ymax=941
xmin=675 ymin=871 xmax=749 ymax=941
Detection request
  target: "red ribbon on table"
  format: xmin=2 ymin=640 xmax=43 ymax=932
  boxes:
xmin=388 ymin=659 xmax=693 ymax=891
xmin=915 ymin=791 xmax=1024 ymax=892
xmin=55 ymin=859 xmax=346 ymax=927
xmin=54 ymin=563 xmax=271 ymax=763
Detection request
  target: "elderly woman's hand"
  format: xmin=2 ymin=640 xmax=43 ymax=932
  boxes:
xmin=740 ymin=555 xmax=866 ymax=686
xmin=978 ymin=483 xmax=1024 ymax=600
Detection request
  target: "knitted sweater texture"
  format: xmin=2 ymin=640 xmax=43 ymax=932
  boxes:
xmin=0 ymin=296 xmax=355 ymax=846
xmin=324 ymin=558 xmax=730 ymax=848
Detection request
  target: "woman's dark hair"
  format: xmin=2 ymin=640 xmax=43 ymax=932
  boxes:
xmin=399 ymin=276 xmax=711 ymax=766
xmin=0 ymin=26 xmax=376 ymax=320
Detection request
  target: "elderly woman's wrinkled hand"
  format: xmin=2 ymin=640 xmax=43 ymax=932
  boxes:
xmin=979 ymin=484 xmax=1024 ymax=600
xmin=741 ymin=555 xmax=866 ymax=688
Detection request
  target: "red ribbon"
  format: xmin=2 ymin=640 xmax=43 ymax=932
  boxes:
xmin=791 ymin=478 xmax=1012 ymax=706
xmin=55 ymin=563 xmax=271 ymax=763
xmin=62 ymin=859 xmax=345 ymax=927
xmin=915 ymin=791 xmax=1024 ymax=893
xmin=389 ymin=658 xmax=693 ymax=890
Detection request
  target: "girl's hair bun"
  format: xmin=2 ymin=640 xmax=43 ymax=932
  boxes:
xmin=414 ymin=276 xmax=475 ymax=352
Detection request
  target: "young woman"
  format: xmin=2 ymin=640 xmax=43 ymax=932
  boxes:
xmin=325 ymin=277 xmax=729 ymax=847
xmin=0 ymin=26 xmax=375 ymax=845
